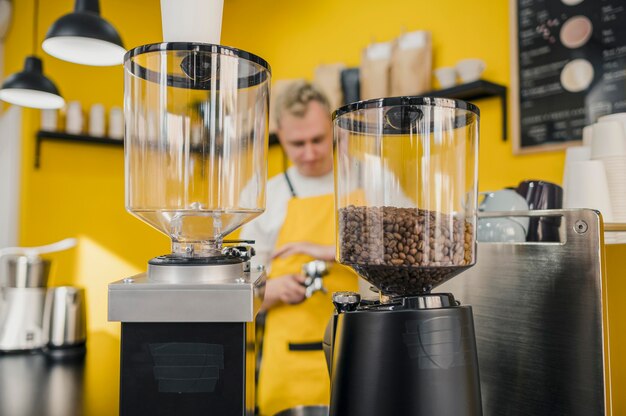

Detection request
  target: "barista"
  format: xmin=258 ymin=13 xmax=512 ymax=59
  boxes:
xmin=240 ymin=82 xmax=358 ymax=416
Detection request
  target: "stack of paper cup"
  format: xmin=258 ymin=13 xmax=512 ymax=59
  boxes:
xmin=563 ymin=145 xmax=591 ymax=208
xmin=564 ymin=160 xmax=614 ymax=222
xmin=582 ymin=124 xmax=594 ymax=147
xmin=591 ymin=116 xmax=626 ymax=222
xmin=161 ymin=0 xmax=223 ymax=44
xmin=563 ymin=146 xmax=591 ymax=193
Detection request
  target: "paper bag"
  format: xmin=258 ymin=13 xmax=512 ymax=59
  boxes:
xmin=390 ymin=31 xmax=432 ymax=95
xmin=360 ymin=42 xmax=393 ymax=100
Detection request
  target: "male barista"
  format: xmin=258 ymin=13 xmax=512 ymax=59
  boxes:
xmin=240 ymin=81 xmax=358 ymax=416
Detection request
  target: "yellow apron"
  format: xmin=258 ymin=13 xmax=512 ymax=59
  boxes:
xmin=257 ymin=193 xmax=358 ymax=416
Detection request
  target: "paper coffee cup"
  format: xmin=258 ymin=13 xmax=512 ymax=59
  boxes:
xmin=591 ymin=121 xmax=626 ymax=159
xmin=161 ymin=0 xmax=224 ymax=44
xmin=564 ymin=160 xmax=614 ymax=222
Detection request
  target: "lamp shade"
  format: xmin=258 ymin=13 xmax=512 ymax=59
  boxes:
xmin=42 ymin=0 xmax=125 ymax=66
xmin=0 ymin=56 xmax=64 ymax=109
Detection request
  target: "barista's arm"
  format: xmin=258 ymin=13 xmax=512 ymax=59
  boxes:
xmin=272 ymin=242 xmax=335 ymax=262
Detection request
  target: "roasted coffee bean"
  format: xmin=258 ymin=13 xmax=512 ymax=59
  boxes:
xmin=338 ymin=205 xmax=475 ymax=295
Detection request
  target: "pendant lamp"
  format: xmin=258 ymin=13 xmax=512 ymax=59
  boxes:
xmin=42 ymin=0 xmax=125 ymax=66
xmin=0 ymin=0 xmax=64 ymax=109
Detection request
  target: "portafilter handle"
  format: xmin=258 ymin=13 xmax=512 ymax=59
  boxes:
xmin=302 ymin=260 xmax=329 ymax=298
xmin=332 ymin=291 xmax=361 ymax=313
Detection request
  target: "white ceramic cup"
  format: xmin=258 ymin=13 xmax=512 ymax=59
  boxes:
xmin=109 ymin=107 xmax=124 ymax=140
xmin=478 ymin=189 xmax=530 ymax=232
xmin=434 ymin=67 xmax=457 ymax=89
xmin=65 ymin=101 xmax=83 ymax=135
xmin=477 ymin=217 xmax=527 ymax=243
xmin=161 ymin=0 xmax=224 ymax=43
xmin=40 ymin=109 xmax=58 ymax=131
xmin=89 ymin=104 xmax=106 ymax=137
xmin=563 ymin=160 xmax=614 ymax=222
xmin=590 ymin=120 xmax=626 ymax=159
xmin=455 ymin=58 xmax=485 ymax=83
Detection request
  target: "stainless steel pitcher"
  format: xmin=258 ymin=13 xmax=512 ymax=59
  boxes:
xmin=43 ymin=286 xmax=86 ymax=349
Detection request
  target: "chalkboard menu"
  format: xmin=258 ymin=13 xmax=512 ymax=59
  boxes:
xmin=511 ymin=0 xmax=626 ymax=153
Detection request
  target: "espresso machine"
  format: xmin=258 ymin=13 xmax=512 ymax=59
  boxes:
xmin=325 ymin=97 xmax=483 ymax=415
xmin=107 ymin=40 xmax=271 ymax=414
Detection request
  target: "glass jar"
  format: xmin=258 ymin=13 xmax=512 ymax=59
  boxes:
xmin=333 ymin=97 xmax=479 ymax=296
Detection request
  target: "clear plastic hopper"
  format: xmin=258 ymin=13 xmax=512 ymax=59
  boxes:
xmin=333 ymin=97 xmax=479 ymax=296
xmin=124 ymin=43 xmax=271 ymax=257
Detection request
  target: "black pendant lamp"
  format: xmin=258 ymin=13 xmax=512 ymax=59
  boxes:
xmin=42 ymin=0 xmax=125 ymax=66
xmin=0 ymin=0 xmax=64 ymax=109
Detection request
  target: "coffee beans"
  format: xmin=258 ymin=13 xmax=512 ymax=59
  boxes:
xmin=338 ymin=206 xmax=475 ymax=295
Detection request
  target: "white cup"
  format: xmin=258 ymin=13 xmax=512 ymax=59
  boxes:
xmin=563 ymin=146 xmax=591 ymax=207
xmin=160 ymin=0 xmax=224 ymax=43
xmin=88 ymin=104 xmax=106 ymax=137
xmin=477 ymin=217 xmax=527 ymax=243
xmin=598 ymin=113 xmax=626 ymax=138
xmin=563 ymin=160 xmax=614 ymax=222
xmin=455 ymin=58 xmax=486 ymax=83
xmin=434 ymin=67 xmax=456 ymax=89
xmin=65 ymin=101 xmax=83 ymax=135
xmin=479 ymin=189 xmax=530 ymax=233
xmin=601 ymin=155 xmax=626 ymax=222
xmin=590 ymin=120 xmax=626 ymax=159
xmin=582 ymin=124 xmax=594 ymax=146
xmin=565 ymin=145 xmax=591 ymax=164
xmin=40 ymin=109 xmax=58 ymax=131
xmin=109 ymin=107 xmax=124 ymax=140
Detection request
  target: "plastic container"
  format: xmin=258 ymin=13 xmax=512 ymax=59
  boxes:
xmin=124 ymin=43 xmax=271 ymax=257
xmin=333 ymin=97 xmax=479 ymax=296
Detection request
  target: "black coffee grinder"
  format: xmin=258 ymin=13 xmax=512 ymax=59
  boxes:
xmin=325 ymin=97 xmax=483 ymax=416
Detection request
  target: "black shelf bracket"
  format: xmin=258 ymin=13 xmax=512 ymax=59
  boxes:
xmin=425 ymin=79 xmax=508 ymax=141
xmin=35 ymin=130 xmax=123 ymax=169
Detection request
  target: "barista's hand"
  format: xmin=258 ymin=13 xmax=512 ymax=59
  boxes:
xmin=272 ymin=242 xmax=335 ymax=262
xmin=261 ymin=274 xmax=307 ymax=310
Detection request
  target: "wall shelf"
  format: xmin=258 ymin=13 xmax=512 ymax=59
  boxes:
xmin=424 ymin=80 xmax=508 ymax=141
xmin=35 ymin=131 xmax=123 ymax=169
xmin=36 ymin=130 xmax=281 ymax=169
xmin=340 ymin=74 xmax=508 ymax=141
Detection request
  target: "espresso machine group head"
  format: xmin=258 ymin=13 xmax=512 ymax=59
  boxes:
xmin=108 ymin=42 xmax=271 ymax=415
xmin=325 ymin=97 xmax=483 ymax=416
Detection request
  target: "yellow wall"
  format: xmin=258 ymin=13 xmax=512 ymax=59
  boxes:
xmin=4 ymin=0 xmax=568 ymax=336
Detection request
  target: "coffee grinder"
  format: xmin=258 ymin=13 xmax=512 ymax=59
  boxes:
xmin=325 ymin=97 xmax=482 ymax=415
xmin=108 ymin=43 xmax=271 ymax=415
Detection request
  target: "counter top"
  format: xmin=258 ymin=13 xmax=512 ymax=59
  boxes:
xmin=0 ymin=332 xmax=120 ymax=416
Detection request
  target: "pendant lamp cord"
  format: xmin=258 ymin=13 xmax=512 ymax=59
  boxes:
xmin=32 ymin=0 xmax=39 ymax=54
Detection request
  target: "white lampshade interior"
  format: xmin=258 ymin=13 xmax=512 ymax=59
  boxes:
xmin=0 ymin=88 xmax=65 ymax=109
xmin=42 ymin=36 xmax=126 ymax=66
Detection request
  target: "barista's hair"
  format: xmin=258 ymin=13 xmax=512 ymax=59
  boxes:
xmin=275 ymin=81 xmax=331 ymax=127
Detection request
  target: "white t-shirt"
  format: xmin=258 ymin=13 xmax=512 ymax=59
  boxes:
xmin=240 ymin=166 xmax=334 ymax=272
